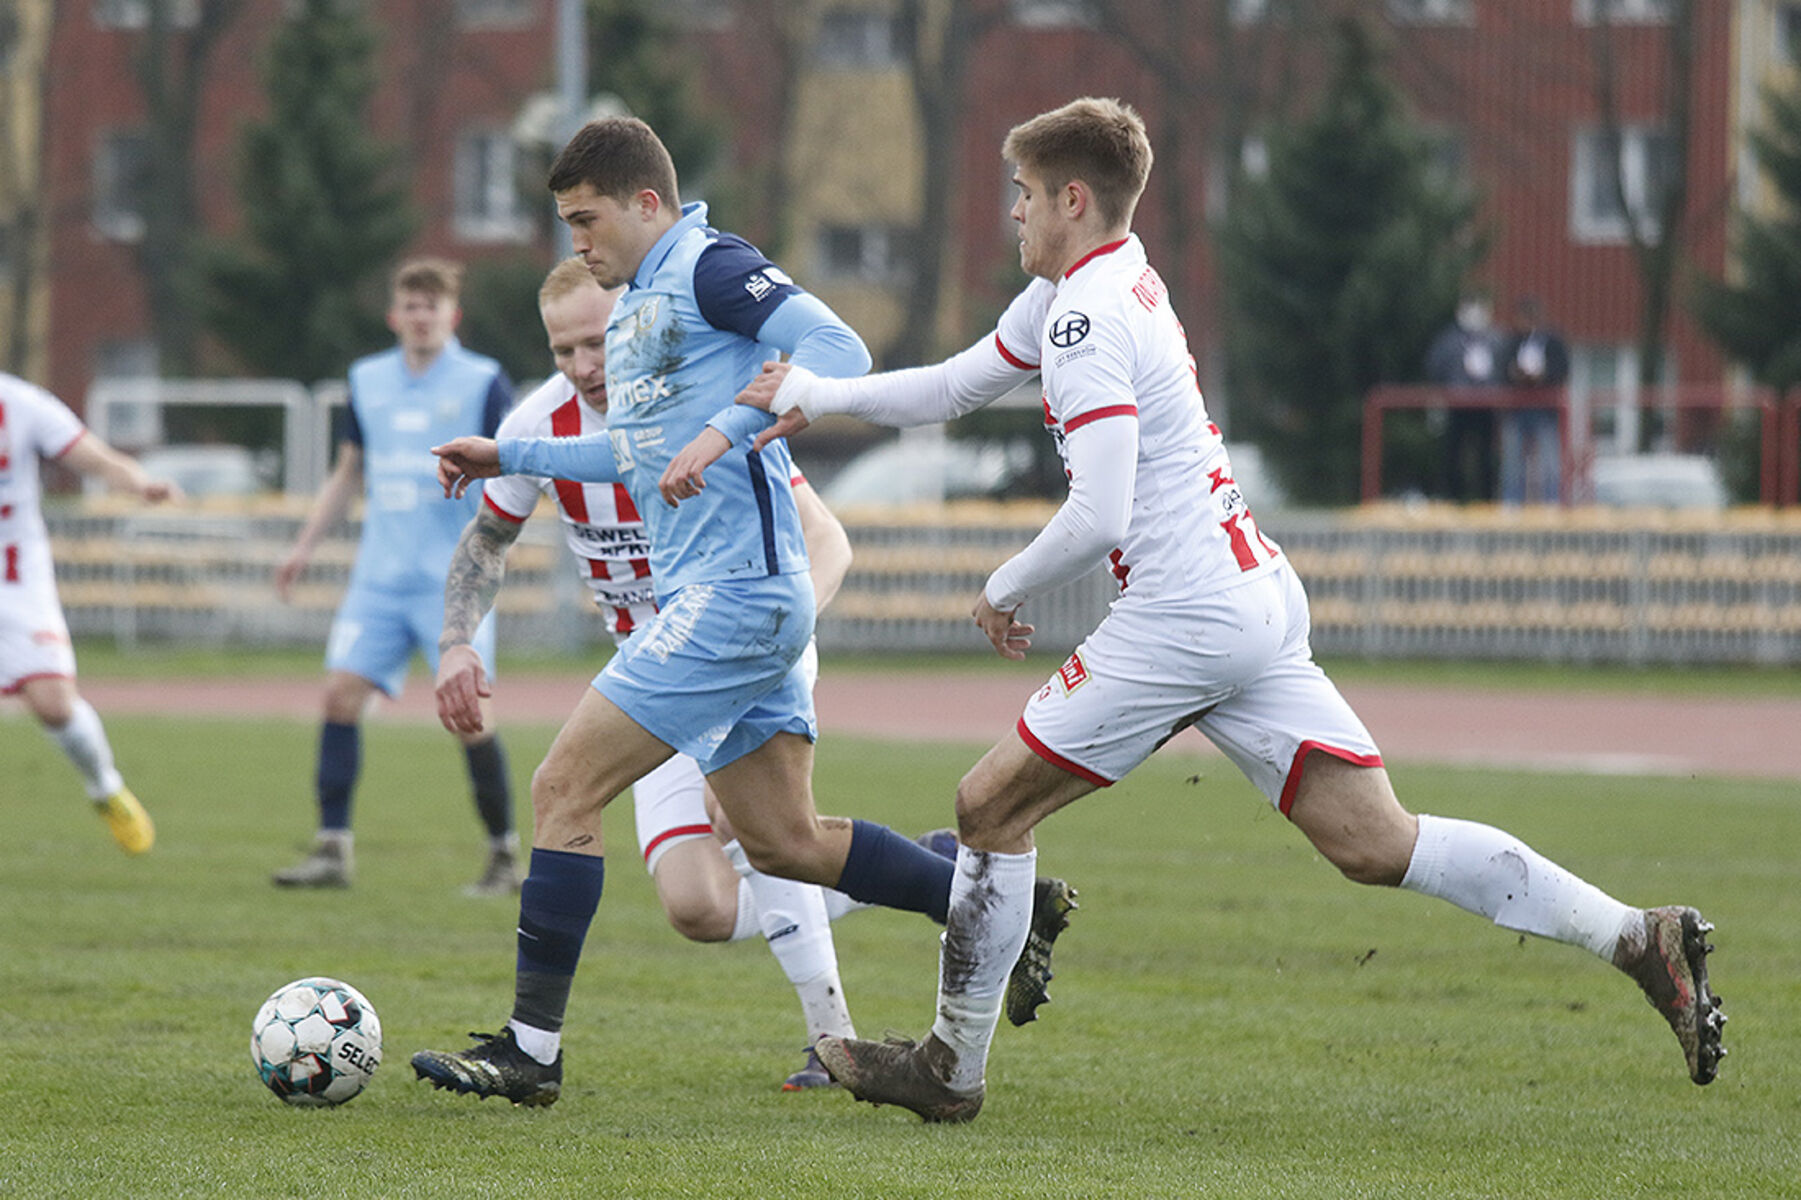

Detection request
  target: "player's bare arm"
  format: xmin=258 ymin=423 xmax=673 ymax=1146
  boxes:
xmin=60 ymin=434 xmax=182 ymax=505
xmin=277 ymin=443 xmax=362 ymax=602
xmin=432 ymin=436 xmax=502 ymax=499
xmin=657 ymin=427 xmax=732 ymax=506
xmin=794 ymin=481 xmax=852 ymax=608
xmin=435 ymin=506 xmax=524 ymax=736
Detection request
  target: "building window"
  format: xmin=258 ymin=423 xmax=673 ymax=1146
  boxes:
xmin=453 ymin=130 xmax=529 ymax=243
xmin=816 ymin=224 xmax=911 ymax=283
xmin=1570 ymin=125 xmax=1674 ymax=243
xmin=1387 ymin=0 xmax=1473 ymax=23
xmin=93 ymin=0 xmax=200 ymax=29
xmin=0 ymin=3 xmax=18 ymax=74
xmin=1573 ymin=0 xmax=1673 ymax=25
xmin=454 ymin=0 xmax=535 ymax=28
xmin=93 ymin=129 xmax=150 ymax=242
xmin=1778 ymin=3 xmax=1801 ymax=63
xmin=1010 ymin=0 xmax=1096 ymax=29
xmin=815 ymin=9 xmax=904 ymax=69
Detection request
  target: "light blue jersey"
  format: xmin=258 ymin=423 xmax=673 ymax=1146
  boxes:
xmin=345 ymin=338 xmax=511 ymax=592
xmin=503 ymin=202 xmax=869 ymax=596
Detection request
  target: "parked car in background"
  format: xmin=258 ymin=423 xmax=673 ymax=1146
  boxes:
xmin=1591 ymin=454 xmax=1728 ymax=510
xmin=821 ymin=436 xmax=1038 ymax=507
xmin=131 ymin=444 xmax=277 ymax=498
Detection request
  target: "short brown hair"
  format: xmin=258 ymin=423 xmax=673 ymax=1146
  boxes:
xmin=1002 ymin=97 xmax=1152 ymax=229
xmin=392 ymin=257 xmax=464 ymax=301
xmin=539 ymin=257 xmax=600 ymax=307
xmin=547 ymin=116 xmax=681 ymax=209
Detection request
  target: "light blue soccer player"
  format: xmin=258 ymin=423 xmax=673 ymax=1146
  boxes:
xmin=413 ymin=117 xmax=1073 ymax=1108
xmin=273 ymin=258 xmax=519 ymax=895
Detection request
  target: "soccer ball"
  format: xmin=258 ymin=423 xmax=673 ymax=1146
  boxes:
xmin=250 ymin=976 xmax=383 ymax=1106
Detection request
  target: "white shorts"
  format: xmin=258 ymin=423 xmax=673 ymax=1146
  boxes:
xmin=629 ymin=639 xmax=821 ymax=873
xmin=0 ymin=582 xmax=75 ymax=694
xmin=1018 ymin=564 xmax=1380 ymax=814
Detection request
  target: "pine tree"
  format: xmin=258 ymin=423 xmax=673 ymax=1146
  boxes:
xmin=1216 ymin=17 xmax=1482 ymax=505
xmin=1692 ymin=82 xmax=1801 ymax=390
xmin=198 ymin=0 xmax=415 ymax=384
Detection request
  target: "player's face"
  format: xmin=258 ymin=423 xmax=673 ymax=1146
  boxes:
xmin=387 ymin=289 xmax=459 ymax=358
xmin=1010 ymin=165 xmax=1073 ymax=281
xmin=556 ymin=183 xmax=655 ymax=289
xmin=541 ymin=283 xmax=618 ymax=413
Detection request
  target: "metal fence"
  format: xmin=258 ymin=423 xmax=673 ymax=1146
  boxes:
xmin=43 ymin=499 xmax=1801 ymax=666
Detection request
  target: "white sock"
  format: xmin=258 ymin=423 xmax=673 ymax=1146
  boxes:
xmin=742 ymin=865 xmax=852 ymax=1040
xmin=822 ymin=887 xmax=875 ymax=922
xmin=728 ymin=878 xmax=761 ymax=942
xmin=1401 ymin=814 xmax=1638 ymax=959
xmin=930 ymin=845 xmax=1035 ymax=1095
xmin=45 ymin=698 xmax=124 ymax=800
xmin=506 ymin=1019 xmax=560 ymax=1065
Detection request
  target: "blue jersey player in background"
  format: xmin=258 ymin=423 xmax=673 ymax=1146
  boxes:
xmin=415 ymin=117 xmax=1072 ymax=1108
xmin=273 ymin=258 xmax=520 ymax=896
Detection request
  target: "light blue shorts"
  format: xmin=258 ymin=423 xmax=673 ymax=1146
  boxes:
xmin=596 ymin=573 xmax=816 ymax=774
xmin=326 ymin=583 xmax=498 ymax=698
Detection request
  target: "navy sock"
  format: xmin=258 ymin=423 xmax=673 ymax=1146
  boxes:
xmin=512 ymin=849 xmax=605 ymax=1033
xmin=315 ymin=721 xmax=359 ymax=831
xmin=835 ymin=819 xmax=955 ymax=924
xmin=463 ymin=735 xmax=513 ymax=839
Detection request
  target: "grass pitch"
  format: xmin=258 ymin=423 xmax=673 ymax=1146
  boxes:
xmin=2 ymin=706 xmax=1798 ymax=1198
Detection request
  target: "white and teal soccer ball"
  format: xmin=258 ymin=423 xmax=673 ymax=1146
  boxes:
xmin=250 ymin=976 xmax=383 ymax=1106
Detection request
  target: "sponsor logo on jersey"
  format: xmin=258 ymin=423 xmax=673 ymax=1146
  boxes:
xmin=1056 ymin=649 xmax=1089 ymax=694
xmin=616 ymin=373 xmax=673 ymax=410
xmin=1048 ymin=311 xmax=1091 ymax=348
xmin=1055 ymin=344 xmax=1097 ymax=368
xmin=743 ymin=264 xmax=793 ymax=302
xmin=1132 ymin=267 xmax=1168 ymax=312
xmin=635 ymin=583 xmax=711 ymax=664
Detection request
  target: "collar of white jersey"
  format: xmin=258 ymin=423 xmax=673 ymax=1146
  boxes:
xmin=1061 ymin=234 xmax=1138 ymax=281
xmin=632 ymin=201 xmax=710 ymax=290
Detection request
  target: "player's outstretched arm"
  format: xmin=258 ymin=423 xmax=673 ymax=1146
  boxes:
xmin=60 ymin=434 xmax=183 ymax=504
xmin=432 ymin=437 xmax=501 ymax=499
xmin=738 ymin=362 xmax=814 ymax=453
xmin=436 ymin=505 xmax=523 ymax=736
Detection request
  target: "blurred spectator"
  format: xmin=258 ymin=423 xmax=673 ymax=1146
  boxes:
xmin=1424 ymin=293 xmax=1504 ymax=501
xmin=1500 ymin=296 xmax=1570 ymax=505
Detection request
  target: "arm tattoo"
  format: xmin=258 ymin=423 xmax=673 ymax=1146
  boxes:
xmin=442 ymin=508 xmax=523 ymax=649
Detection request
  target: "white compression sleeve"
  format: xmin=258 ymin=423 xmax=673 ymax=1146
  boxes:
xmin=774 ymin=335 xmax=1032 ymax=428
xmin=984 ymin=413 xmax=1138 ymax=611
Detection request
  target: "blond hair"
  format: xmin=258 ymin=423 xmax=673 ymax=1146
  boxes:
xmin=391 ymin=257 xmax=464 ymax=301
xmin=1002 ymin=97 xmax=1152 ymax=229
xmin=538 ymin=257 xmax=600 ymax=307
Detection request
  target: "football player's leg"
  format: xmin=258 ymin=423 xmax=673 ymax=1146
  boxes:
xmin=25 ymin=676 xmax=122 ymax=799
xmin=506 ymin=688 xmax=672 ymax=1063
xmin=422 ymin=613 xmax=517 ymax=895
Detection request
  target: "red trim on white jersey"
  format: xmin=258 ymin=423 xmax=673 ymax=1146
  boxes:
xmin=51 ymin=429 xmax=88 ymax=459
xmin=994 ymin=332 xmax=1038 ymax=371
xmin=1277 ymin=740 xmax=1385 ymax=817
xmin=2 ymin=670 xmax=74 ymax=696
xmin=1017 ymin=716 xmax=1114 ymax=787
xmin=483 ymin=493 xmax=527 ymax=524
xmin=1062 ymin=237 xmax=1130 ymax=279
xmin=1062 ymin=403 xmax=1137 ymax=433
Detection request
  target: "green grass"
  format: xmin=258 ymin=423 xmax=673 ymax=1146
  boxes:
xmin=2 ymin=711 xmax=1797 ymax=1198
xmin=62 ymin=636 xmax=1801 ymax=697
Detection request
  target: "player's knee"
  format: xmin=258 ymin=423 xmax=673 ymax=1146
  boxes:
xmin=739 ymin=838 xmax=826 ymax=887
xmin=952 ymin=780 xmax=1013 ymax=846
xmin=663 ymin=896 xmax=733 ymax=942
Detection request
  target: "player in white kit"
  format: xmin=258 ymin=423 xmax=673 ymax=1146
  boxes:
xmin=731 ymin=98 xmax=1725 ymax=1120
xmin=0 ymin=372 xmax=178 ymax=853
xmin=433 ymin=259 xmax=893 ymax=1089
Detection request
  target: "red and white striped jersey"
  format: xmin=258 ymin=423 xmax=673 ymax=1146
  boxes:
xmin=992 ymin=235 xmax=1282 ymax=603
xmin=0 ymin=373 xmax=88 ymax=610
xmin=485 ymin=375 xmax=808 ymax=643
xmin=485 ymin=376 xmax=657 ymax=641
